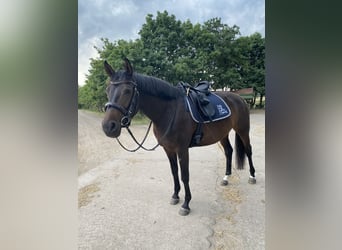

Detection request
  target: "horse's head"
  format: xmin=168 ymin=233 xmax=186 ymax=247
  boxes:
xmin=102 ymin=58 xmax=139 ymax=138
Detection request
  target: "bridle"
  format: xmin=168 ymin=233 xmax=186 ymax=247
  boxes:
xmin=104 ymin=80 xmax=160 ymax=152
xmin=104 ymin=80 xmax=139 ymax=127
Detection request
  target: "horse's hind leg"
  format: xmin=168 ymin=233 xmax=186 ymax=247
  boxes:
xmin=220 ymin=136 xmax=233 ymax=186
xmin=237 ymin=132 xmax=256 ymax=184
xmin=164 ymin=148 xmax=181 ymax=205
xmin=246 ymin=144 xmax=256 ymax=184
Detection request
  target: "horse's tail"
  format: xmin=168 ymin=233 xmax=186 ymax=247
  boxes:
xmin=235 ymin=133 xmax=246 ymax=170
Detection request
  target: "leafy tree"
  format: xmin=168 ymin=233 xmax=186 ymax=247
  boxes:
xmin=248 ymin=33 xmax=265 ymax=107
xmin=78 ymin=38 xmax=145 ymax=111
xmin=233 ymin=33 xmax=265 ymax=106
xmin=79 ymin=11 xmax=265 ymax=111
xmin=138 ymin=11 xmax=184 ymax=83
xmin=199 ymin=18 xmax=240 ymax=89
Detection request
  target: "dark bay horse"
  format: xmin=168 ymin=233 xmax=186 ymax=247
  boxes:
xmin=102 ymin=58 xmax=256 ymax=216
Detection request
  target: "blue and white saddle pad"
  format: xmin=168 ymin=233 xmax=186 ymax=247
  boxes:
xmin=185 ymin=93 xmax=231 ymax=123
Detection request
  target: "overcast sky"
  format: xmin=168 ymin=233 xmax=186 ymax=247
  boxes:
xmin=78 ymin=0 xmax=265 ymax=86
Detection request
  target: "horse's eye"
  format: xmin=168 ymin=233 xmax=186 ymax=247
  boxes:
xmin=123 ymin=89 xmax=131 ymax=95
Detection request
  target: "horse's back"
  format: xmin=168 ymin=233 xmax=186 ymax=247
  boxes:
xmin=214 ymin=91 xmax=249 ymax=112
xmin=213 ymin=91 xmax=250 ymax=129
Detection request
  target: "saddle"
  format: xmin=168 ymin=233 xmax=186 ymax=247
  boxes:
xmin=179 ymin=81 xmax=215 ymax=147
xmin=181 ymin=81 xmax=216 ymax=121
xmin=179 ymin=81 xmax=231 ymax=146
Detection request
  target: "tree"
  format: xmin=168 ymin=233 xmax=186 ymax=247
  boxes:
xmin=233 ymin=33 xmax=265 ymax=106
xmin=248 ymin=33 xmax=265 ymax=107
xmin=199 ymin=18 xmax=240 ymax=89
xmin=138 ymin=11 xmax=184 ymax=83
xmin=79 ymin=11 xmax=265 ymax=111
xmin=78 ymin=38 xmax=144 ymax=111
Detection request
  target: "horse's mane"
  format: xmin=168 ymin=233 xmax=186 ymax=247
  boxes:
xmin=134 ymin=73 xmax=183 ymax=100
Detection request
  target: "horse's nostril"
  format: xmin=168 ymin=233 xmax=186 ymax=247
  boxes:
xmin=102 ymin=120 xmax=120 ymax=137
xmin=109 ymin=121 xmax=117 ymax=132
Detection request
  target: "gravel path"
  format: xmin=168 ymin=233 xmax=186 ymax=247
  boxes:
xmin=78 ymin=109 xmax=265 ymax=249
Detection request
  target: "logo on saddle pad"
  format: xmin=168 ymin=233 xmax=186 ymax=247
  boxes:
xmin=216 ymin=104 xmax=229 ymax=115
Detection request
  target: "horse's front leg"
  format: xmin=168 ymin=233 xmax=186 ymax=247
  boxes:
xmin=178 ymin=148 xmax=191 ymax=216
xmin=164 ymin=148 xmax=181 ymax=205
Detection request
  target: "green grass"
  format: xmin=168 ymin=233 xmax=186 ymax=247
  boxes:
xmin=131 ymin=112 xmax=150 ymax=125
xmin=251 ymin=96 xmax=265 ymax=109
xmin=78 ymin=109 xmax=104 ymax=117
xmin=79 ymin=109 xmax=150 ymax=125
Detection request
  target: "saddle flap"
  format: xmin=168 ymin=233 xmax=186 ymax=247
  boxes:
xmin=188 ymin=92 xmax=221 ymax=122
xmin=195 ymin=93 xmax=215 ymax=118
xmin=199 ymin=101 xmax=216 ymax=118
xmin=197 ymin=93 xmax=210 ymax=105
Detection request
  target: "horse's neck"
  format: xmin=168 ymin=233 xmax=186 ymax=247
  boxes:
xmin=139 ymin=93 xmax=177 ymax=127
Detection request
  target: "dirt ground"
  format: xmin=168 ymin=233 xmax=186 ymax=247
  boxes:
xmin=78 ymin=109 xmax=265 ymax=249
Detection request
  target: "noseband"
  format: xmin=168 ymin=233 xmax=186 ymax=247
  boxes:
xmin=104 ymin=80 xmax=139 ymax=127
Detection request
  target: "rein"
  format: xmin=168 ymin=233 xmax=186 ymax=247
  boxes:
xmin=116 ymin=104 xmax=177 ymax=152
xmin=115 ymin=121 xmax=160 ymax=152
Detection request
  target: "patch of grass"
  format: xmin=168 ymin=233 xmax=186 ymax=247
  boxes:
xmin=251 ymin=96 xmax=266 ymax=109
xmin=78 ymin=109 xmax=104 ymax=117
xmin=131 ymin=112 xmax=150 ymax=125
xmin=79 ymin=109 xmax=150 ymax=125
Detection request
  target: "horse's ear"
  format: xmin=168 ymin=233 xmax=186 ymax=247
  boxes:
xmin=123 ymin=58 xmax=133 ymax=77
xmin=104 ymin=60 xmax=115 ymax=76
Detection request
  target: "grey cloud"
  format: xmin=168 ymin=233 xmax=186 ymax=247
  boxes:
xmin=78 ymin=0 xmax=264 ymax=85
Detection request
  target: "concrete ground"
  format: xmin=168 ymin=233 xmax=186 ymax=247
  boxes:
xmin=78 ymin=109 xmax=265 ymax=250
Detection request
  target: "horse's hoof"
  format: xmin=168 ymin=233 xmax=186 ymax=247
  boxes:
xmin=248 ymin=176 xmax=256 ymax=184
xmin=179 ymin=207 xmax=190 ymax=216
xmin=170 ymin=197 xmax=180 ymax=205
xmin=220 ymin=179 xmax=228 ymax=186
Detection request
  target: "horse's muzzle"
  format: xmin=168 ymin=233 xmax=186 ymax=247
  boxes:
xmin=102 ymin=120 xmax=121 ymax=138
